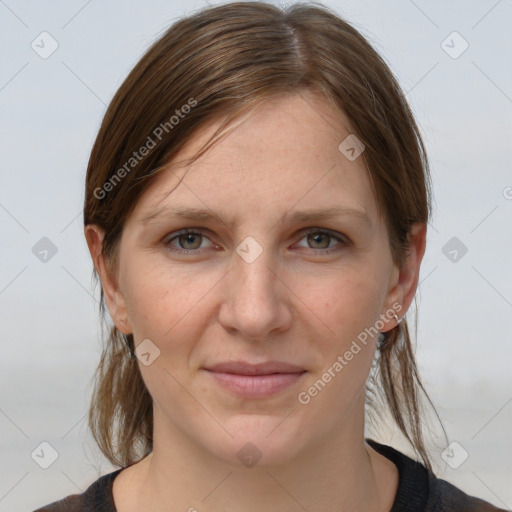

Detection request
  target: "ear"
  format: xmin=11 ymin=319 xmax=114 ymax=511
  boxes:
xmin=84 ymin=225 xmax=132 ymax=335
xmin=380 ymin=222 xmax=426 ymax=332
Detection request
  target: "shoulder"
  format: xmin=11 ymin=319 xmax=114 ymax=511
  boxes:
xmin=33 ymin=469 xmax=122 ymax=512
xmin=429 ymin=477 xmax=508 ymax=512
xmin=34 ymin=494 xmax=83 ymax=512
xmin=367 ymin=439 xmax=507 ymax=512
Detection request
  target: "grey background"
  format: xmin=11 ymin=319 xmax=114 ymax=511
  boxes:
xmin=0 ymin=0 xmax=511 ymax=510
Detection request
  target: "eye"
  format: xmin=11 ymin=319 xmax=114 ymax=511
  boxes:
xmin=164 ymin=227 xmax=349 ymax=255
xmin=295 ymin=229 xmax=348 ymax=252
xmin=165 ymin=229 xmax=214 ymax=253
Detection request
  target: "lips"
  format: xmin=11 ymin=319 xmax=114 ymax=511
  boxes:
xmin=203 ymin=361 xmax=307 ymax=398
xmin=205 ymin=361 xmax=306 ymax=376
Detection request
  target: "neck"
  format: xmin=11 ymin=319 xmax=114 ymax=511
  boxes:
xmin=125 ymin=400 xmax=398 ymax=512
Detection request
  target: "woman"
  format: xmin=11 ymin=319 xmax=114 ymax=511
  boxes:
xmin=35 ymin=2 xmax=506 ymax=510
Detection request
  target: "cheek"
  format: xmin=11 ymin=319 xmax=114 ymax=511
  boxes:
xmin=121 ymin=260 xmax=220 ymax=343
xmin=300 ymin=265 xmax=387 ymax=347
xmin=296 ymin=272 xmax=383 ymax=416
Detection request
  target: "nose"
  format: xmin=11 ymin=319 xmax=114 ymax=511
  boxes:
xmin=218 ymin=241 xmax=293 ymax=341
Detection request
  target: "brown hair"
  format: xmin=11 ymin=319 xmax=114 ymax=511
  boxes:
xmin=84 ymin=1 xmax=436 ymax=470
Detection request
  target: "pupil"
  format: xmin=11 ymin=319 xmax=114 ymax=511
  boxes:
xmin=181 ymin=233 xmax=201 ymax=249
xmin=309 ymin=233 xmax=329 ymax=249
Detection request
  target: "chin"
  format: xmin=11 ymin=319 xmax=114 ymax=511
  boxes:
xmin=203 ymin=415 xmax=308 ymax=469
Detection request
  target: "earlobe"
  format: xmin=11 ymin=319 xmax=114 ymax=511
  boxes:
xmin=84 ymin=225 xmax=133 ymax=335
xmin=380 ymin=222 xmax=426 ymax=332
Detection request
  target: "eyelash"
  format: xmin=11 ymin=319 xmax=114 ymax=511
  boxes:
xmin=164 ymin=228 xmax=349 ymax=255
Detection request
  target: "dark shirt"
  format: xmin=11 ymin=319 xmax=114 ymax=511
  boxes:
xmin=34 ymin=440 xmax=507 ymax=511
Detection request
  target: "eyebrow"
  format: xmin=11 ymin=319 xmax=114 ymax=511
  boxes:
xmin=140 ymin=205 xmax=371 ymax=230
xmin=281 ymin=206 xmax=371 ymax=227
xmin=140 ymin=206 xmax=234 ymax=228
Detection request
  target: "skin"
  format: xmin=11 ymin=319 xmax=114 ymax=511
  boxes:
xmin=86 ymin=91 xmax=426 ymax=511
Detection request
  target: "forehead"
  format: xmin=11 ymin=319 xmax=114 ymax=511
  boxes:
xmin=129 ymin=92 xmax=378 ymax=227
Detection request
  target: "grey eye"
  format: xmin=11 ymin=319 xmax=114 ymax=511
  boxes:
xmin=177 ymin=232 xmax=203 ymax=250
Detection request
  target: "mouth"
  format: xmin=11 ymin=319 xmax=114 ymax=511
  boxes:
xmin=203 ymin=361 xmax=307 ymax=399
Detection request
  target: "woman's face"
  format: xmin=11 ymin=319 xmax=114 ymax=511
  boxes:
xmin=97 ymin=91 xmax=424 ymax=468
